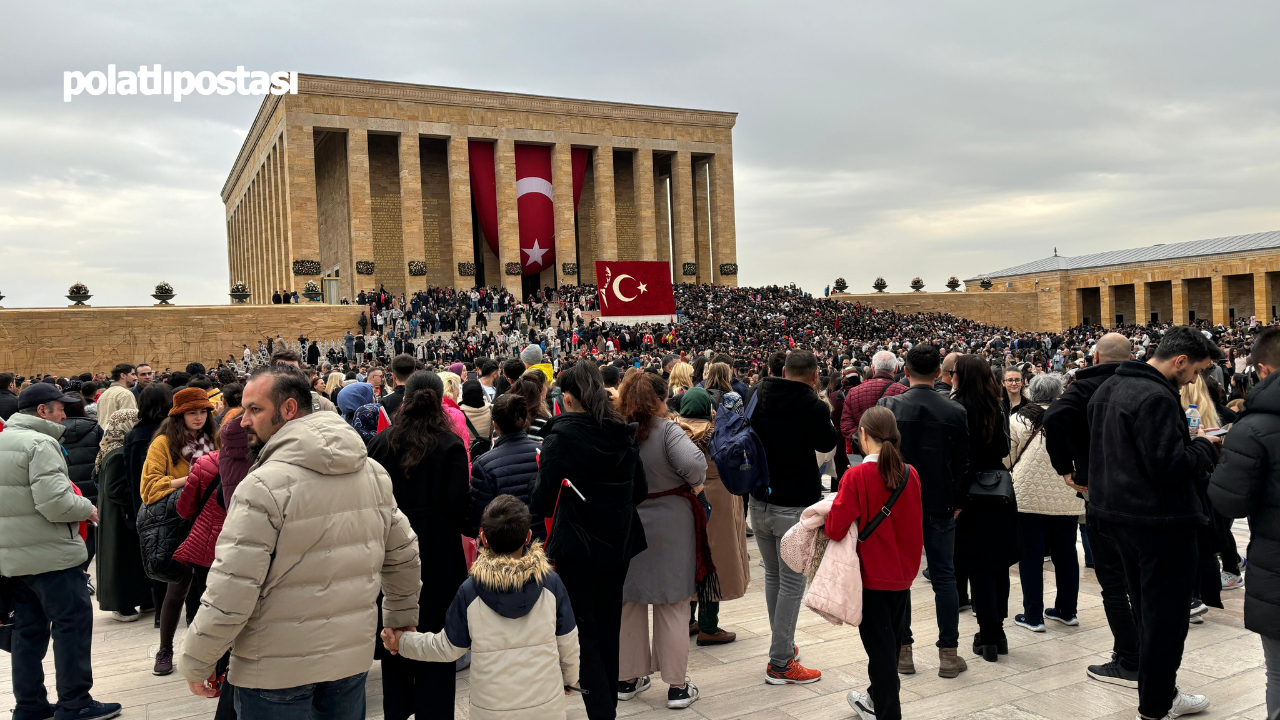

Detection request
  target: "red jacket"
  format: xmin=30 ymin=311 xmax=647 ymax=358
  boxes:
xmin=825 ymin=460 xmax=923 ymax=591
xmin=173 ymin=451 xmax=224 ymax=568
xmin=838 ymin=372 xmax=908 ymax=446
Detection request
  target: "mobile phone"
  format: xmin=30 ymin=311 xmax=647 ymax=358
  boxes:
xmin=1206 ymin=428 xmax=1228 ymax=437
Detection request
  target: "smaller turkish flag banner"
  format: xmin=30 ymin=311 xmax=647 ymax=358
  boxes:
xmin=595 ymin=261 xmax=677 ymax=321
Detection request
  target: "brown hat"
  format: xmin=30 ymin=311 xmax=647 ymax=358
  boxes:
xmin=170 ymin=387 xmax=215 ymax=416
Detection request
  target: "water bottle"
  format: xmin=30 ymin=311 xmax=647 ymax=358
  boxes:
xmin=1186 ymin=404 xmax=1201 ymax=432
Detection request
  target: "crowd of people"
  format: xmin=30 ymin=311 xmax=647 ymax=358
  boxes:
xmin=1 ymin=281 xmax=1278 ymax=720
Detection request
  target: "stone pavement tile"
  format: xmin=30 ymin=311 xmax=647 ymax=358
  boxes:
xmin=691 ymin=681 xmax=821 ymax=719
xmin=1182 ymin=618 xmax=1253 ymax=652
xmin=898 ymin=678 xmax=1028 ymax=719
xmin=998 ymin=632 xmax=1099 ymax=673
xmin=1182 ymin=634 xmax=1266 ymax=679
xmin=1182 ymin=666 xmax=1268 ymax=718
xmin=1012 ymin=679 xmax=1138 ymax=720
xmin=1003 ymin=658 xmax=1104 ymax=693
xmin=966 ymin=703 xmax=1058 ymax=720
xmin=902 ymin=652 xmax=1022 ymax=696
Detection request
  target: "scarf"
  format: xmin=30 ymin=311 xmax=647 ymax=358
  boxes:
xmin=96 ymin=408 xmax=138 ymax=469
xmin=182 ymin=433 xmax=216 ymax=463
xmin=647 ymin=485 xmax=720 ymax=605
xmin=679 ymin=387 xmax=713 ymax=421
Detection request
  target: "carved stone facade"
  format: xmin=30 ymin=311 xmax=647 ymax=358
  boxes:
xmin=222 ymin=75 xmax=740 ymax=303
xmin=0 ymin=305 xmax=363 ymax=377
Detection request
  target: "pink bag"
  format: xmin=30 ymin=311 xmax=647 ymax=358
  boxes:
xmin=780 ymin=498 xmax=833 ymax=580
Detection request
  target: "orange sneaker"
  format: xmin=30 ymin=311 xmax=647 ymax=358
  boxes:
xmin=765 ymin=658 xmax=822 ymax=685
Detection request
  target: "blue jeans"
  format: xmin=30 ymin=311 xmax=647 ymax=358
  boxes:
xmin=235 ymin=672 xmax=368 ymax=720
xmin=750 ymin=499 xmax=807 ymax=666
xmin=902 ymin=514 xmax=959 ymax=649
xmin=10 ymin=566 xmax=96 ymax=720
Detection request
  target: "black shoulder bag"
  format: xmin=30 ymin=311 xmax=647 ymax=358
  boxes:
xmin=858 ymin=464 xmax=912 ymax=542
xmin=463 ymin=414 xmax=492 ymax=457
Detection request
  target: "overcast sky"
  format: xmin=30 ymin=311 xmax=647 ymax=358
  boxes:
xmin=3 ymin=2 xmax=1279 ymax=307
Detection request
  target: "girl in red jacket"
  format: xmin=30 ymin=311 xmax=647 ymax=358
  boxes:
xmin=825 ymin=407 xmax=923 ymax=720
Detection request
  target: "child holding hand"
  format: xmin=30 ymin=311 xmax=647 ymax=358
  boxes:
xmin=381 ymin=495 xmax=580 ymax=719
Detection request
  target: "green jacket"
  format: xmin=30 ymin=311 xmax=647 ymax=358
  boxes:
xmin=0 ymin=412 xmax=94 ymax=577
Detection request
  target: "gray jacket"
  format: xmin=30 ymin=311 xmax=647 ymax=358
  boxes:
xmin=0 ymin=413 xmax=95 ymax=578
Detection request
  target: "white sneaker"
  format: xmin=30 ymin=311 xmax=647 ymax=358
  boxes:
xmin=1189 ymin=600 xmax=1208 ymax=617
xmin=616 ymin=675 xmax=651 ymax=701
xmin=110 ymin=610 xmax=140 ymax=623
xmin=1221 ymin=571 xmax=1244 ymax=590
xmin=667 ymin=680 xmax=699 ymax=709
xmin=847 ymin=689 xmax=877 ymax=720
xmin=1168 ymin=690 xmax=1209 ymax=718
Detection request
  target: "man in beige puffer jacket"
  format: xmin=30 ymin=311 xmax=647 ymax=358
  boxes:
xmin=179 ymin=365 xmax=421 ymax=720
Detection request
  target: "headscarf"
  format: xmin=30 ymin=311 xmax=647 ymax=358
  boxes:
xmin=337 ymin=382 xmax=374 ymax=419
xmin=351 ymin=403 xmax=384 ymax=444
xmin=678 ymin=387 xmax=713 ymax=421
xmin=96 ymin=408 xmax=138 ymax=469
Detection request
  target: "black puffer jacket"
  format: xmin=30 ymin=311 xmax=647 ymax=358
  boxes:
xmin=1087 ymin=360 xmax=1217 ymax=526
xmin=61 ymin=417 xmax=104 ymax=501
xmin=531 ymin=413 xmax=647 ymax=567
xmin=1209 ymin=371 xmax=1280 ymax=640
xmin=470 ymin=431 xmax=545 ymax=542
xmin=1043 ymin=362 xmax=1121 ymax=487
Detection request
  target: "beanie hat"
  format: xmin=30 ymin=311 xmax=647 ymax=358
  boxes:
xmin=520 ymin=345 xmax=543 ymax=365
xmin=170 ymin=387 xmax=215 ymax=416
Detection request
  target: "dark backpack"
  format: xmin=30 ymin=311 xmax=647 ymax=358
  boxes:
xmin=710 ymin=391 xmax=770 ymax=496
xmin=464 ymin=414 xmax=493 ymax=458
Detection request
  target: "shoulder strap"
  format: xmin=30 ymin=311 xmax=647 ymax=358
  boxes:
xmin=199 ymin=475 xmax=223 ymax=512
xmin=857 ymin=464 xmax=911 ymax=543
xmin=463 ymin=413 xmax=482 ymax=441
xmin=744 ymin=389 xmax=760 ymax=422
xmin=876 ymin=379 xmax=895 ymax=402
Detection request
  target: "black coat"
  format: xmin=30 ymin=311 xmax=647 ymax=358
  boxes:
xmin=1209 ymin=371 xmax=1280 ymax=639
xmin=955 ymin=399 xmax=1015 ymax=570
xmin=61 ymin=417 xmax=103 ymax=501
xmin=470 ymin=431 xmax=545 ymax=542
xmin=0 ymin=389 xmax=18 ymax=421
xmin=1088 ymin=360 xmax=1217 ymax=526
xmin=749 ymin=377 xmax=840 ymax=508
xmin=123 ymin=421 xmax=162 ymax=514
xmin=531 ymin=413 xmax=647 ymax=567
xmin=1043 ymin=362 xmax=1121 ymax=487
xmin=94 ymin=447 xmax=152 ymax=613
xmin=880 ymin=384 xmax=970 ymax=516
xmin=367 ymin=429 xmax=471 ymax=635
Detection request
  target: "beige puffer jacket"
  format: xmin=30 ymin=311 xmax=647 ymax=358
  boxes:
xmin=398 ymin=543 xmax=580 ymax=720
xmin=178 ymin=410 xmax=422 ymax=689
xmin=1006 ymin=408 xmax=1085 ymax=516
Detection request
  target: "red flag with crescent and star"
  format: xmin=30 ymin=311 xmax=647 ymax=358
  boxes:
xmin=595 ymin=260 xmax=677 ymax=319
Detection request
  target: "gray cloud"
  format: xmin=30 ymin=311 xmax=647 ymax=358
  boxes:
xmin=2 ymin=1 xmax=1279 ymax=305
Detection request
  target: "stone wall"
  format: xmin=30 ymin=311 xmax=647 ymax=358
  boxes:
xmin=0 ymin=305 xmax=364 ymax=378
xmin=833 ymin=291 xmax=1042 ymax=331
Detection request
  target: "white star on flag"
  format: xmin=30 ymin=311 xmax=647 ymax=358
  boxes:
xmin=522 ymin=240 xmax=548 ymax=266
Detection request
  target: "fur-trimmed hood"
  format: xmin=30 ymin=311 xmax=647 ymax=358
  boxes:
xmin=469 ymin=541 xmax=552 ymax=620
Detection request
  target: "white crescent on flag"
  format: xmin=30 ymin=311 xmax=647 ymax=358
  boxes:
xmin=515 ymin=177 xmax=553 ymax=200
xmin=612 ymin=274 xmax=648 ymax=302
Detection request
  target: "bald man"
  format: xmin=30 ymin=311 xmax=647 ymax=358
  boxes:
xmin=1042 ymin=331 xmax=1139 ymax=689
xmin=937 ymin=352 xmax=961 ymax=396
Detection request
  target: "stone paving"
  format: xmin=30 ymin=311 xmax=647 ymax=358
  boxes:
xmin=1 ymin=519 xmax=1267 ymax=720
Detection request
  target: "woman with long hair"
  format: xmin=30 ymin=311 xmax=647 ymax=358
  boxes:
xmin=95 ymin=408 xmax=152 ymax=622
xmin=124 ymin=383 xmax=172 ymax=624
xmin=952 ymin=354 xmax=1014 ymax=662
xmin=827 ymin=407 xmax=922 ymax=720
xmin=367 ymin=370 xmax=472 ymax=720
xmin=140 ymin=387 xmax=220 ymax=675
xmin=666 ymin=361 xmax=695 ymax=412
xmin=704 ymin=362 xmax=734 ymax=401
xmin=615 ymin=372 xmax=707 ymax=709
xmin=1001 ymin=367 xmax=1028 ymax=414
xmin=531 ymin=361 xmax=647 ymax=720
xmin=1005 ymin=373 xmax=1082 ymax=633
xmin=437 ymin=370 xmax=473 ymax=459
xmin=507 ymin=370 xmax=552 ymax=440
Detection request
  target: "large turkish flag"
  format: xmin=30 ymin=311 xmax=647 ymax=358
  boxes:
xmin=595 ymin=261 xmax=677 ymax=319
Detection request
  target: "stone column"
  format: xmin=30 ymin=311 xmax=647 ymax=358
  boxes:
xmin=693 ymin=159 xmax=713 ymax=284
xmin=1072 ymin=287 xmax=1084 ymax=327
xmin=1256 ymin=271 xmax=1275 ymax=322
xmin=399 ymin=132 xmax=426 ymax=294
xmin=250 ymin=179 xmax=263 ymax=305
xmin=265 ymin=152 xmax=280 ymax=297
xmin=1100 ymin=282 xmax=1116 ymax=328
xmin=634 ymin=149 xmax=658 ymax=261
xmin=1211 ymin=274 xmax=1228 ymax=325
xmin=654 ymin=173 xmax=671 ymax=264
xmin=1135 ymin=282 xmax=1151 ymax=326
xmin=552 ymin=143 xmax=577 ymax=285
xmin=709 ymin=151 xmax=738 ymax=286
xmin=670 ymin=150 xmax=696 ymax=282
xmin=282 ymin=122 xmax=320 ymax=297
xmin=346 ymin=129 xmax=375 ymax=297
xmin=1172 ymin=279 xmax=1188 ymax=324
xmin=593 ymin=145 xmax=618 ymax=261
xmin=447 ymin=136 xmax=475 ymax=290
xmin=495 ymin=139 xmax=523 ymax=295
